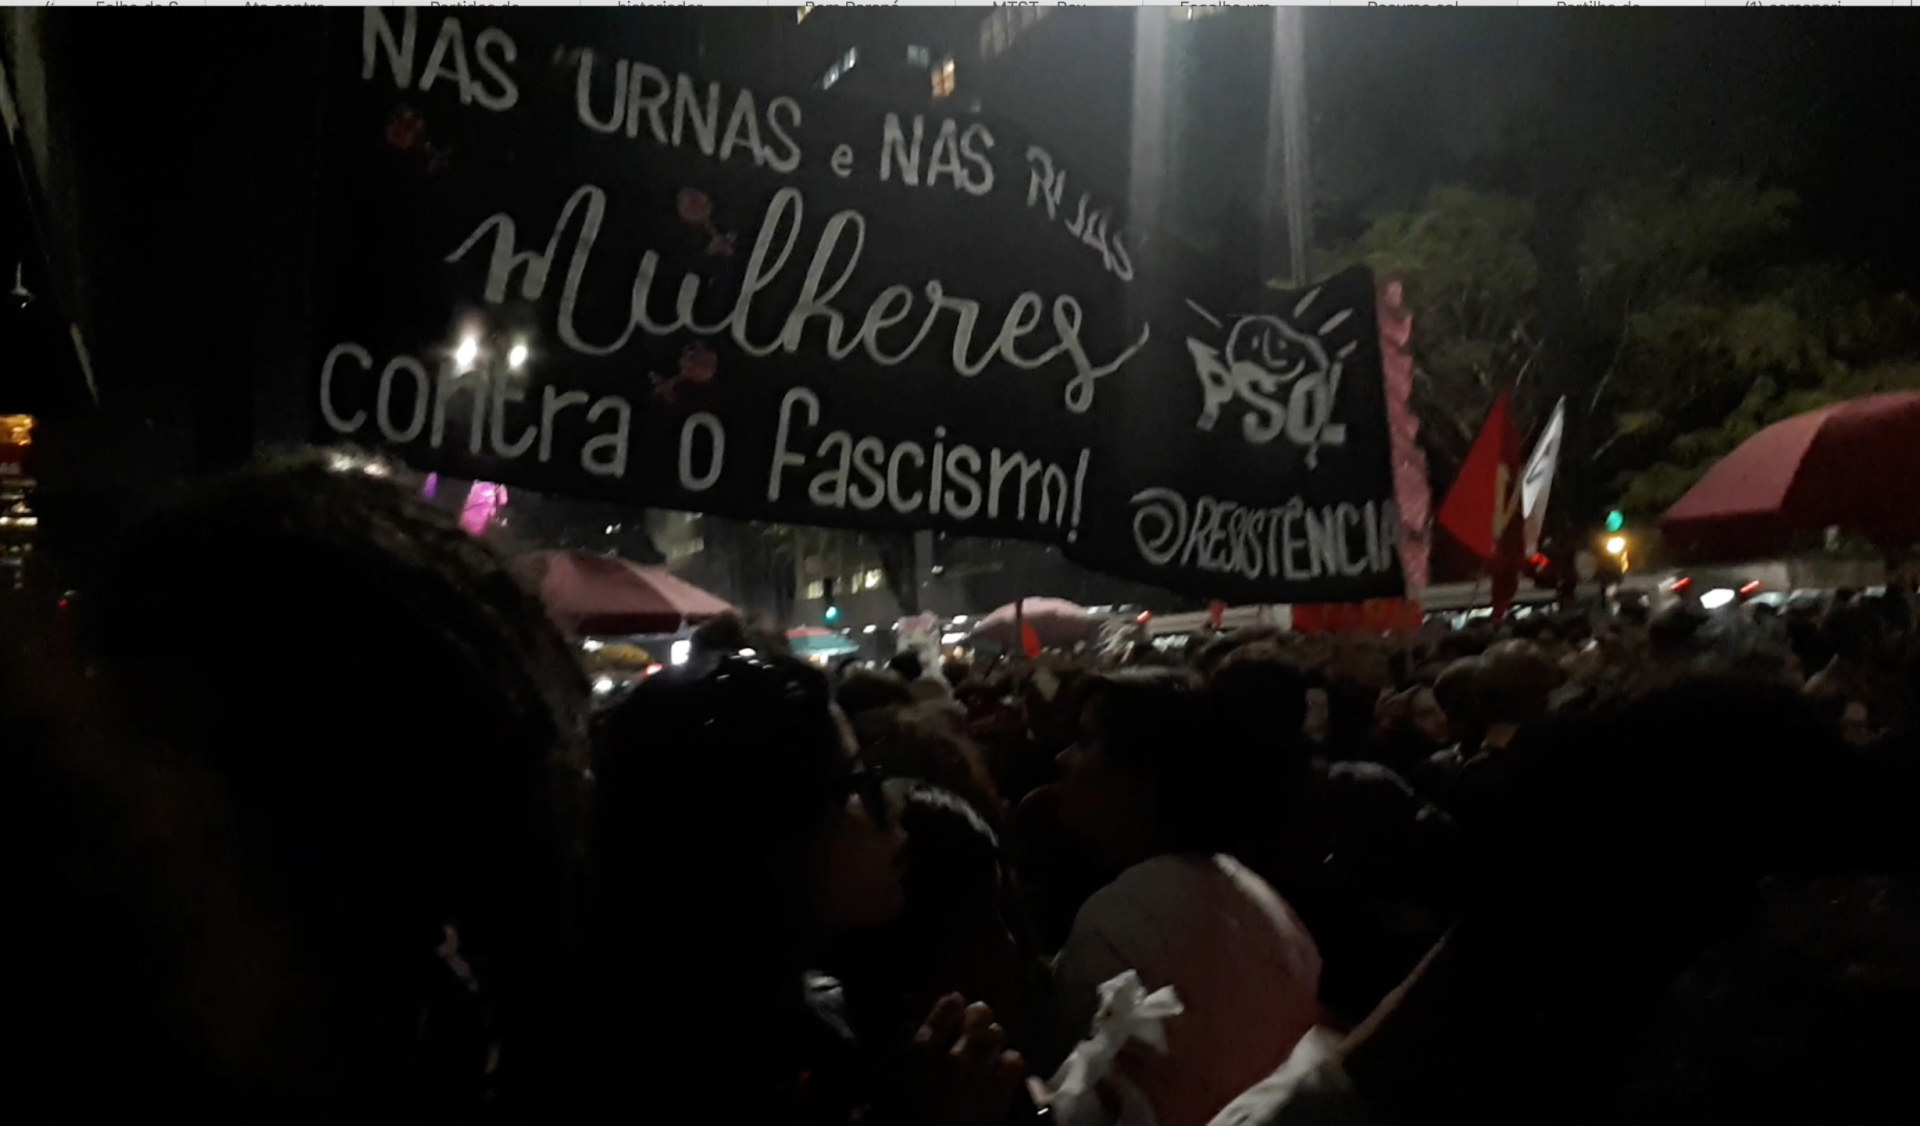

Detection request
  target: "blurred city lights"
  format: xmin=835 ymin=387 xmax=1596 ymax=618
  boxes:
xmin=455 ymin=335 xmax=480 ymax=367
xmin=1604 ymin=535 xmax=1627 ymax=556
xmin=1700 ymin=588 xmax=1736 ymax=610
xmin=508 ymin=342 xmax=529 ymax=369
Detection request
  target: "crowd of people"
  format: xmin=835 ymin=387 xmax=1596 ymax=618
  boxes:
xmin=8 ymin=449 xmax=1920 ymax=1124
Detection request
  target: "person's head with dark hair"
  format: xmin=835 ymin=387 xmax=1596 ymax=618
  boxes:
xmin=827 ymin=783 xmax=1047 ymax=1057
xmin=941 ymin=657 xmax=972 ymax=690
xmin=954 ymin=679 xmax=1001 ymax=715
xmin=1605 ymin=870 xmax=1920 ymax=1124
xmin=1824 ymin=599 xmax=1878 ymax=665
xmin=1871 ymin=587 xmax=1912 ymax=637
xmin=1193 ymin=627 xmax=1279 ymax=678
xmin=690 ymin=611 xmax=751 ymax=660
xmin=837 ymin=668 xmax=916 ymax=740
xmin=1479 ymin=641 xmax=1564 ymax=730
xmin=1320 ymin=674 xmax=1388 ymax=761
xmin=585 ymin=652 xmax=906 ymax=1112
xmin=1057 ymin=669 xmax=1270 ymax=865
xmin=3 ymin=608 xmax=267 ymax=1114
xmin=1509 ymin=616 xmax=1548 ymax=643
xmin=1207 ymin=641 xmax=1312 ymax=756
xmin=1433 ymin=657 xmax=1488 ymax=747
xmin=1326 ymin=674 xmax=1899 ymax=1125
xmin=898 ymin=786 xmax=1004 ymax=942
xmin=1648 ymin=603 xmax=1708 ymax=656
xmin=1893 ymin=637 xmax=1920 ymax=725
xmin=863 ymin=704 xmax=1003 ymax=826
xmin=88 ymin=451 xmax=588 ymax=1114
xmin=886 ymin=650 xmax=925 ymax=683
xmin=1472 ymin=674 xmax=1881 ymax=955
xmin=1434 ymin=633 xmax=1488 ymax=665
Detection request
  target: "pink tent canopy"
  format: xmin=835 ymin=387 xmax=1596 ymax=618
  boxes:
xmin=515 ymin=550 xmax=733 ymax=637
xmin=968 ymin=597 xmax=1103 ymax=648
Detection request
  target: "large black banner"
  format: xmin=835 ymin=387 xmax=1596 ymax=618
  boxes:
xmin=314 ymin=8 xmax=1403 ymax=604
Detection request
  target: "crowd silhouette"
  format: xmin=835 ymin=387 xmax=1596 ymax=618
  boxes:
xmin=8 ymin=449 xmax=1920 ymax=1124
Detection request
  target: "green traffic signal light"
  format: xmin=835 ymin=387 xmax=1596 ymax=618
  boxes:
xmin=1605 ymin=510 xmax=1625 ymax=533
xmin=825 ymin=605 xmax=840 ymax=623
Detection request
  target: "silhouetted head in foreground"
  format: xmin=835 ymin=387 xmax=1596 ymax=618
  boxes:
xmin=585 ymin=652 xmax=907 ymax=1116
xmin=91 ymin=449 xmax=588 ymax=1117
xmin=1606 ymin=870 xmax=1920 ymax=1124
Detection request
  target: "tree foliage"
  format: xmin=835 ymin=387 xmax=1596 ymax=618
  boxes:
xmin=1330 ymin=176 xmax=1920 ymax=522
xmin=1335 ymin=187 xmax=1542 ymax=469
xmin=1616 ymin=363 xmax=1920 ymax=514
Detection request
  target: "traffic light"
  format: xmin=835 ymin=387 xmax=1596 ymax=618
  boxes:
xmin=825 ymin=604 xmax=840 ymax=623
xmin=1605 ymin=510 xmax=1625 ymax=533
xmin=822 ymin=576 xmax=840 ymax=624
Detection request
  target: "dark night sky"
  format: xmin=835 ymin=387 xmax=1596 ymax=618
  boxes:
xmin=1305 ymin=9 xmax=1920 ymax=283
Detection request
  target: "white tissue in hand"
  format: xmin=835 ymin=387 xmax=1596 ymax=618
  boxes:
xmin=1045 ymin=970 xmax=1184 ymax=1126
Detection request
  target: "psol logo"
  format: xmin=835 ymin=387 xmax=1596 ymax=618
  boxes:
xmin=1183 ymin=287 xmax=1360 ymax=468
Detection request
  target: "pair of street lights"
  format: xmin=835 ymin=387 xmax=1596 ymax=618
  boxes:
xmin=454 ymin=333 xmax=529 ymax=371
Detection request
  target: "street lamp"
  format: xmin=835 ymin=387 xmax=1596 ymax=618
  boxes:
xmin=1603 ymin=533 xmax=1632 ymax=575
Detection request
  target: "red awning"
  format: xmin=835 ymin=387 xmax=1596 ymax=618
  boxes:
xmin=1661 ymin=392 xmax=1920 ymax=560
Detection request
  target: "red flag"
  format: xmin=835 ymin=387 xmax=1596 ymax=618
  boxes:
xmin=1435 ymin=392 xmax=1525 ymax=615
xmin=1015 ymin=598 xmax=1042 ymax=658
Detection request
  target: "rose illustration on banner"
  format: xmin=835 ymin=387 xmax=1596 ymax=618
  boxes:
xmin=675 ymin=189 xmax=712 ymax=225
xmin=679 ymin=343 xmax=717 ymax=386
xmin=675 ymin=188 xmax=735 ymax=257
xmin=386 ymin=106 xmax=424 ymax=150
xmin=1225 ymin=316 xmax=1319 ymax=385
xmin=649 ymin=344 xmax=720 ymax=403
